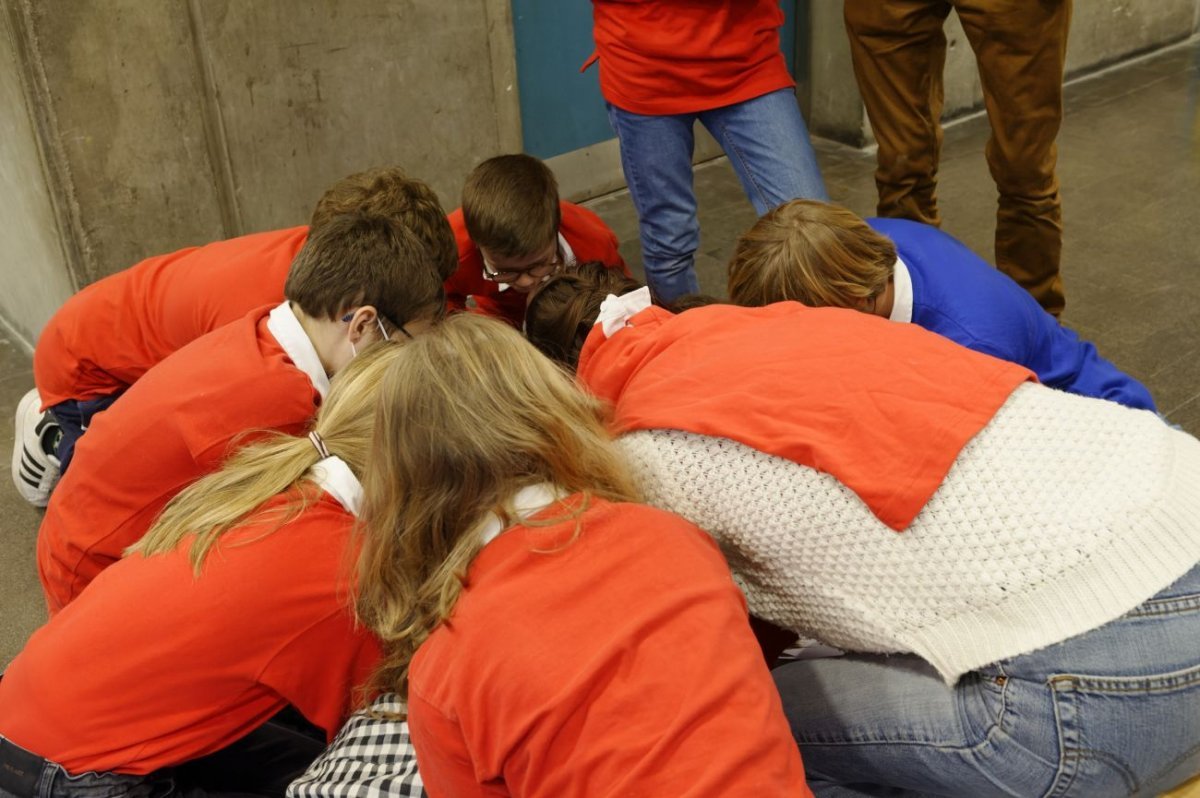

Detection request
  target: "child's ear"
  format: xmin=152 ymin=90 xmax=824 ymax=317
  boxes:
xmin=347 ymin=306 xmax=379 ymax=342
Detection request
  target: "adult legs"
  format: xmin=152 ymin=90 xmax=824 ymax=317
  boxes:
xmin=844 ymin=0 xmax=952 ymax=226
xmin=606 ymin=104 xmax=702 ymax=302
xmin=698 ymin=88 xmax=829 ymax=215
xmin=773 ymin=654 xmax=1059 ymax=797
xmin=773 ymin=561 xmax=1200 ymax=796
xmin=955 ymin=0 xmax=1071 ymax=317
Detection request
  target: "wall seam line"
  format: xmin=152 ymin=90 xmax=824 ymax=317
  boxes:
xmin=186 ymin=0 xmax=242 ymax=237
xmin=5 ymin=0 xmax=86 ymax=292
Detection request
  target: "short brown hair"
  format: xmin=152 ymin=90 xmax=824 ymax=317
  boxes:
xmin=727 ymin=200 xmax=896 ymax=309
xmin=311 ymin=167 xmax=458 ymax=281
xmin=461 ymin=154 xmax=562 ymax=258
xmin=525 ymin=261 xmax=642 ymax=369
xmin=285 ymin=212 xmax=445 ymax=330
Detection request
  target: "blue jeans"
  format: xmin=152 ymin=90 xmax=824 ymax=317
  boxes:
xmin=773 ymin=561 xmax=1200 ymax=797
xmin=47 ymin=392 xmax=122 ymax=475
xmin=607 ymin=88 xmax=829 ymax=302
xmin=0 ymin=736 xmax=165 ymax=798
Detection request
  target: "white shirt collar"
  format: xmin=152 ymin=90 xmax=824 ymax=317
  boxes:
xmin=557 ymin=232 xmax=577 ymax=269
xmin=596 ymin=286 xmax=652 ymax=337
xmin=310 ymin=456 xmax=363 ymax=517
xmin=889 ymin=256 xmax=914 ymax=324
xmin=477 ymin=482 xmax=567 ymax=545
xmin=266 ymin=301 xmax=332 ymax=399
xmin=495 ymin=233 xmax=576 ymax=294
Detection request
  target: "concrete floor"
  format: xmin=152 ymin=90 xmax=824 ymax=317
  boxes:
xmin=2 ymin=38 xmax=1199 ymax=668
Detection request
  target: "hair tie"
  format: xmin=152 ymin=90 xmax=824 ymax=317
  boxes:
xmin=308 ymin=430 xmax=330 ymax=459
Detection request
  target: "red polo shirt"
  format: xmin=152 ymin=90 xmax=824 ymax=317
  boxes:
xmin=1 ymin=491 xmax=379 ymax=775
xmin=33 ymin=226 xmax=305 ymax=408
xmin=409 ymin=497 xmax=810 ymax=797
xmin=36 ymin=304 xmax=322 ymax=613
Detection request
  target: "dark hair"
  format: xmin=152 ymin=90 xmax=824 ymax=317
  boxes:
xmin=285 ymin=212 xmax=445 ymax=330
xmin=524 ymin=262 xmax=643 ymax=369
xmin=311 ymin=167 xmax=458 ymax=281
xmin=461 ymin=154 xmax=562 ymax=258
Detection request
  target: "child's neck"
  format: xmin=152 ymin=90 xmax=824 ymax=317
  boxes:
xmin=291 ymin=303 xmax=342 ymax=376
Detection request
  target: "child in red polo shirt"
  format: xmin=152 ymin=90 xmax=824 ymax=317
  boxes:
xmin=342 ymin=314 xmax=809 ymax=798
xmin=0 ymin=344 xmax=403 ymax=796
xmin=443 ymin=153 xmax=628 ymax=328
xmin=13 ymin=167 xmax=457 ymax=507
xmin=36 ymin=199 xmax=453 ymax=614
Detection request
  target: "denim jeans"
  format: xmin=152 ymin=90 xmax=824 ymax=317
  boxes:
xmin=773 ymin=560 xmax=1200 ymax=797
xmin=0 ymin=714 xmax=320 ymax=797
xmin=606 ymin=88 xmax=829 ymax=302
xmin=48 ymin=392 xmax=122 ymax=475
xmin=0 ymin=737 xmax=165 ymax=798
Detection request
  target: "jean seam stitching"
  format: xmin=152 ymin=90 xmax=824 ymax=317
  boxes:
xmin=711 ymin=117 xmax=771 ymax=211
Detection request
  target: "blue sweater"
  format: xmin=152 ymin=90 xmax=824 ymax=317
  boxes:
xmin=869 ymin=218 xmax=1156 ymax=411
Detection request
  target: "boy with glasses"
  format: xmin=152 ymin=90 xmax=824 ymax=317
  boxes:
xmin=444 ymin=154 xmax=628 ymax=327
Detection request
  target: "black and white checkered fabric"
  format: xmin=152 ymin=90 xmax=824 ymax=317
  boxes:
xmin=287 ymin=694 xmax=425 ymax=798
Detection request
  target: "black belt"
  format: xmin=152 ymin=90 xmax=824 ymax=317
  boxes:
xmin=0 ymin=736 xmax=45 ymax=797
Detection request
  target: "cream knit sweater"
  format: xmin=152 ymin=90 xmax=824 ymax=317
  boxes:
xmin=618 ymin=383 xmax=1200 ymax=684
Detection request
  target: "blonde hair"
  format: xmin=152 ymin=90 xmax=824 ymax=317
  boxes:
xmin=132 ymin=342 xmax=405 ymax=572
xmin=461 ymin=154 xmax=561 ymax=258
xmin=356 ymin=313 xmax=639 ymax=700
xmin=728 ymin=200 xmax=896 ymax=309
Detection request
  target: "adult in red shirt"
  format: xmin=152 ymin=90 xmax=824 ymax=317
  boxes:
xmin=589 ymin=0 xmax=827 ymax=302
xmin=350 ymin=313 xmax=809 ymax=798
xmin=14 ymin=167 xmax=457 ymax=507
xmin=36 ymin=206 xmax=451 ymax=615
xmin=443 ymin=154 xmax=627 ymax=328
xmin=0 ymin=344 xmax=401 ymax=796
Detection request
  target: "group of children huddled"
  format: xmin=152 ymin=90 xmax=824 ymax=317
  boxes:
xmin=3 ymin=152 xmax=1200 ymax=798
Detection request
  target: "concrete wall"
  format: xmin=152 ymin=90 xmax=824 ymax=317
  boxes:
xmin=0 ymin=4 xmax=75 ymax=347
xmin=809 ymin=0 xmax=1200 ymax=145
xmin=1 ymin=0 xmax=519 ymax=348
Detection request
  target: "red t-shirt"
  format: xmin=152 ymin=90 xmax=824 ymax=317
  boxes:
xmin=577 ymin=302 xmax=1034 ymax=530
xmin=444 ymin=201 xmax=627 ymax=328
xmin=33 ymin=227 xmax=305 ymax=408
xmin=0 ymin=491 xmax=379 ymax=776
xmin=408 ymin=497 xmax=810 ymax=797
xmin=589 ymin=0 xmax=795 ymax=116
xmin=36 ymin=305 xmax=321 ymax=613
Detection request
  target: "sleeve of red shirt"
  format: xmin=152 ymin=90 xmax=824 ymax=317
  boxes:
xmin=258 ymin=610 xmax=383 ymax=742
xmin=405 ymin=692 xmax=506 ymax=798
xmin=444 ymin=208 xmax=479 ymax=314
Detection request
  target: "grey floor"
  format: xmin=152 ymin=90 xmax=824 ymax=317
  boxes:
xmin=2 ymin=38 xmax=1199 ymax=668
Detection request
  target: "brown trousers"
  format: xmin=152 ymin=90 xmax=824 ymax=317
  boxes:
xmin=844 ymin=0 xmax=1072 ymax=316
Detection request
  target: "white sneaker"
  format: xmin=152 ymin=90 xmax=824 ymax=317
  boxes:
xmin=11 ymin=387 xmax=61 ymax=507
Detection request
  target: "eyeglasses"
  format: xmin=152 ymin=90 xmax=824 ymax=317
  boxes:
xmin=481 ymin=247 xmax=564 ymax=285
xmin=340 ymin=310 xmax=413 ymax=340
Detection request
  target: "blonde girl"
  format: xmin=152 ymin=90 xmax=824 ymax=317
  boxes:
xmin=352 ymin=313 xmax=808 ymax=798
xmin=0 ymin=342 xmax=403 ymax=798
